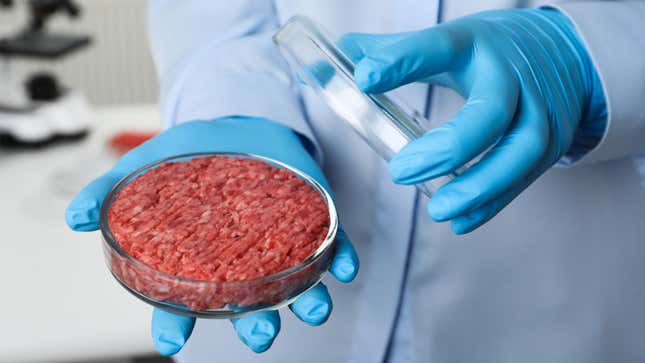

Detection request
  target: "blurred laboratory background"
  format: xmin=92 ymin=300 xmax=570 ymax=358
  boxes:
xmin=0 ymin=0 xmax=168 ymax=362
xmin=0 ymin=0 xmax=157 ymax=105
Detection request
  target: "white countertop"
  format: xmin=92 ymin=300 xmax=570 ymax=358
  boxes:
xmin=0 ymin=105 xmax=161 ymax=362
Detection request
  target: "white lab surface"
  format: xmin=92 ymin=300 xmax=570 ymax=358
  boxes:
xmin=146 ymin=1 xmax=645 ymax=363
xmin=0 ymin=105 xmax=159 ymax=363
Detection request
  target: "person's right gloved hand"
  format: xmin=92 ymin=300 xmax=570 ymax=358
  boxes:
xmin=65 ymin=116 xmax=359 ymax=355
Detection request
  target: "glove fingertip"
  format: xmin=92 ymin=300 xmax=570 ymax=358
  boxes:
xmin=426 ymin=196 xmax=452 ymax=222
xmin=289 ymin=283 xmax=333 ymax=326
xmin=248 ymin=341 xmax=273 ymax=354
xmin=66 ymin=172 xmax=123 ymax=232
xmin=151 ymin=309 xmax=195 ymax=356
xmin=354 ymin=57 xmax=387 ymax=93
xmin=388 ymin=157 xmax=422 ymax=185
xmin=300 ymin=302 xmax=332 ymax=326
xmin=451 ymin=218 xmax=480 ymax=235
xmin=154 ymin=335 xmax=185 ymax=356
xmin=330 ymin=259 xmax=357 ymax=283
xmin=65 ymin=198 xmax=101 ymax=231
xmin=232 ymin=311 xmax=280 ymax=353
xmin=450 ymin=206 xmax=492 ymax=234
xmin=330 ymin=230 xmax=359 ymax=283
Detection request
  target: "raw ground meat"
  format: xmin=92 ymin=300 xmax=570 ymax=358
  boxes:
xmin=105 ymin=155 xmax=332 ymax=311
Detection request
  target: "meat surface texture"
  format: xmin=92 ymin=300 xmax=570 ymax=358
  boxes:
xmin=105 ymin=155 xmax=332 ymax=311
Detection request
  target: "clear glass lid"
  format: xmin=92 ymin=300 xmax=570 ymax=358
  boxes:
xmin=273 ymin=16 xmax=458 ymax=197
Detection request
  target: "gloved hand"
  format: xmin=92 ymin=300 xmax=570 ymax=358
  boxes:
xmin=65 ymin=117 xmax=359 ymax=354
xmin=340 ymin=8 xmax=607 ymax=234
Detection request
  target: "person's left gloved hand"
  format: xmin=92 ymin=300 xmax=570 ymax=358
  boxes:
xmin=340 ymin=8 xmax=607 ymax=234
xmin=65 ymin=117 xmax=359 ymax=355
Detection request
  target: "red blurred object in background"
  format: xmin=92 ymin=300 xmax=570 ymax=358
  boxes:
xmin=107 ymin=130 xmax=157 ymax=155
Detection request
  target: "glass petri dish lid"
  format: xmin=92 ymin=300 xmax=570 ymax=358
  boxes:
xmin=273 ymin=15 xmax=466 ymax=197
xmin=100 ymin=152 xmax=338 ymax=318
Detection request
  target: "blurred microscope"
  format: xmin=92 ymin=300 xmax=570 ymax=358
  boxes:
xmin=0 ymin=0 xmax=91 ymax=148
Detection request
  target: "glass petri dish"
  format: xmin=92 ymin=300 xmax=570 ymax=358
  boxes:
xmin=273 ymin=16 xmax=464 ymax=197
xmin=100 ymin=152 xmax=338 ymax=319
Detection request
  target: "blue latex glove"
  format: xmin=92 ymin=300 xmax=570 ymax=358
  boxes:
xmin=65 ymin=117 xmax=359 ymax=354
xmin=340 ymin=8 xmax=607 ymax=234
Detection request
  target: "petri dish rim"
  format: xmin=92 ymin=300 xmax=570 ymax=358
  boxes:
xmin=273 ymin=15 xmax=427 ymax=142
xmin=99 ymin=151 xmax=339 ymax=287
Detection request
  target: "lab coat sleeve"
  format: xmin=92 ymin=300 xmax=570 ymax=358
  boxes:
xmin=147 ymin=1 xmax=321 ymax=159
xmin=549 ymin=1 xmax=645 ymax=165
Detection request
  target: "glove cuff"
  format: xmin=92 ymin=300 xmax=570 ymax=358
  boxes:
xmin=538 ymin=8 xmax=608 ymax=165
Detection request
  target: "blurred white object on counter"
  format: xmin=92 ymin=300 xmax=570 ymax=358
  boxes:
xmin=0 ymin=90 xmax=91 ymax=143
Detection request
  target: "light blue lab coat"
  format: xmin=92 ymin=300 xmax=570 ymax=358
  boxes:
xmin=148 ymin=1 xmax=645 ymax=362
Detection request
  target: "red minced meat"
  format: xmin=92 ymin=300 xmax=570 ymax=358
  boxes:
xmin=107 ymin=156 xmax=331 ymax=310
